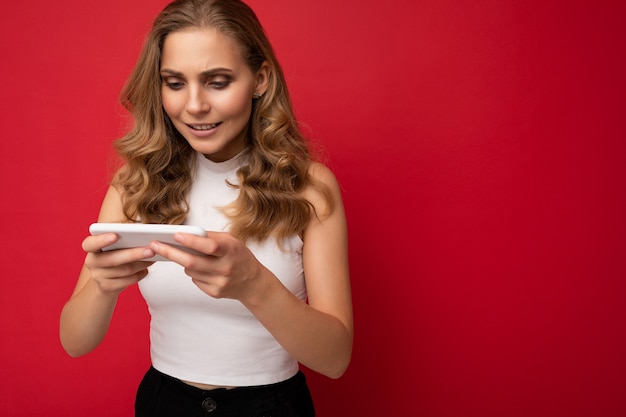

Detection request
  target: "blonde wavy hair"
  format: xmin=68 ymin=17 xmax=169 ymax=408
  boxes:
xmin=114 ymin=0 xmax=331 ymax=242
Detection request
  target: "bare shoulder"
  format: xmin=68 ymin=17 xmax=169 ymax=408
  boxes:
xmin=97 ymin=169 xmax=128 ymax=223
xmin=302 ymin=161 xmax=344 ymax=220
xmin=308 ymin=160 xmax=337 ymax=183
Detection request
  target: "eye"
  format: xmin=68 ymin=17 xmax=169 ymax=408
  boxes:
xmin=208 ymin=78 xmax=231 ymax=89
xmin=161 ymin=75 xmax=185 ymax=90
xmin=164 ymin=81 xmax=184 ymax=90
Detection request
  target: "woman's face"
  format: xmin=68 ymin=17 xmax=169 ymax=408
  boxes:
xmin=160 ymin=28 xmax=268 ymax=162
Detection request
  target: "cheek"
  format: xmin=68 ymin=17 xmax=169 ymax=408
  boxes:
xmin=161 ymin=90 xmax=179 ymax=118
xmin=215 ymin=90 xmax=252 ymax=119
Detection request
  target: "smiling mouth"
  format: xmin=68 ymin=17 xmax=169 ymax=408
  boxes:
xmin=188 ymin=122 xmax=222 ymax=131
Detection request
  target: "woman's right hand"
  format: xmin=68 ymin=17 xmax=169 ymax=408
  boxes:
xmin=81 ymin=232 xmax=155 ymax=295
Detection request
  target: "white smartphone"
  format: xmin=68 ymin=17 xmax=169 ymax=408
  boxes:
xmin=89 ymin=223 xmax=208 ymax=261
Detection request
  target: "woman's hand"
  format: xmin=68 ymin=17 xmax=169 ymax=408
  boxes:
xmin=148 ymin=232 xmax=266 ymax=301
xmin=82 ymin=232 xmax=156 ymax=295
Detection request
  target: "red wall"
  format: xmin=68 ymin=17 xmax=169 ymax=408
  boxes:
xmin=1 ymin=1 xmax=625 ymax=416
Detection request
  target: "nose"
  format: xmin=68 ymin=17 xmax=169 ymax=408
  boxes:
xmin=186 ymin=85 xmax=210 ymax=115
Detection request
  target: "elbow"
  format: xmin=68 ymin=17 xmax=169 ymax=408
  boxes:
xmin=324 ymin=329 xmax=353 ymax=379
xmin=59 ymin=327 xmax=94 ymax=358
xmin=64 ymin=350 xmax=83 ymax=359
xmin=60 ymin=333 xmax=97 ymax=358
xmin=320 ymin=349 xmax=352 ymax=379
xmin=59 ymin=327 xmax=77 ymax=357
xmin=325 ymin=366 xmax=349 ymax=380
xmin=61 ymin=343 xmax=93 ymax=359
xmin=302 ymin=343 xmax=351 ymax=379
xmin=62 ymin=345 xmax=87 ymax=359
xmin=322 ymin=362 xmax=351 ymax=379
xmin=59 ymin=337 xmax=86 ymax=358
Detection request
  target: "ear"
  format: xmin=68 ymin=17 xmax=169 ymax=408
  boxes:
xmin=253 ymin=61 xmax=270 ymax=96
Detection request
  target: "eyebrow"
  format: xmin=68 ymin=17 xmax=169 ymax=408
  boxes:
xmin=160 ymin=68 xmax=234 ymax=77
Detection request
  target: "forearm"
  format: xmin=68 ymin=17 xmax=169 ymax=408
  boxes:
xmin=242 ymin=270 xmax=353 ymax=379
xmin=59 ymin=279 xmax=119 ymax=357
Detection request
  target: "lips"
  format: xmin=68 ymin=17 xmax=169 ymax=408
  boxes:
xmin=187 ymin=122 xmax=222 ymax=131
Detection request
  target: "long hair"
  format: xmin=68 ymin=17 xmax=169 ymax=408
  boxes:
xmin=114 ymin=0 xmax=331 ymax=241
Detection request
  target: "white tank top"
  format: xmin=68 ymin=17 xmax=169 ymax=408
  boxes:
xmin=138 ymin=152 xmax=305 ymax=386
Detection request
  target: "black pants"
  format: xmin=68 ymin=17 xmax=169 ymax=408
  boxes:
xmin=135 ymin=367 xmax=316 ymax=417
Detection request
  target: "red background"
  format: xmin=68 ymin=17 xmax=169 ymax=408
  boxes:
xmin=1 ymin=1 xmax=625 ymax=416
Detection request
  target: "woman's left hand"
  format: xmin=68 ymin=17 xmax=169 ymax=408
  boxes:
xmin=149 ymin=232 xmax=266 ymax=301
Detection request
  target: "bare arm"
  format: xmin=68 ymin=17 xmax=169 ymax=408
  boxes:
xmin=59 ymin=185 xmax=155 ymax=357
xmin=244 ymin=163 xmax=353 ymax=377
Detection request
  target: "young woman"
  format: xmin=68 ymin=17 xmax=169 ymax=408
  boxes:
xmin=59 ymin=0 xmax=352 ymax=416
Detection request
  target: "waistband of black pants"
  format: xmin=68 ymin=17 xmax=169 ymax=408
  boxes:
xmin=149 ymin=366 xmax=305 ymax=402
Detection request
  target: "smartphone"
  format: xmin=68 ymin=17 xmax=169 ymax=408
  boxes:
xmin=89 ymin=223 xmax=208 ymax=261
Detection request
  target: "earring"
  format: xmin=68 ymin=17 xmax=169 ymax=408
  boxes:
xmin=253 ymin=92 xmax=263 ymax=99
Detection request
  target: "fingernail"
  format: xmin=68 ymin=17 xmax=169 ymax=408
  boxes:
xmin=143 ymin=249 xmax=155 ymax=258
